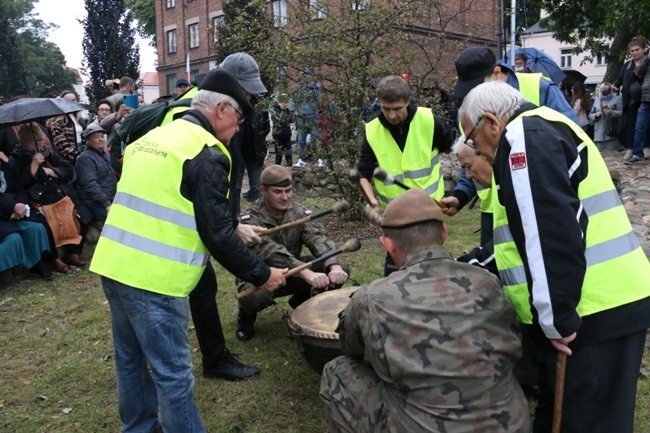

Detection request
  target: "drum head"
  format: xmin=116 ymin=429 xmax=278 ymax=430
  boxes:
xmin=288 ymin=286 xmax=358 ymax=340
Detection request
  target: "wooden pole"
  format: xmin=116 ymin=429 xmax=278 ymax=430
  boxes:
xmin=552 ymin=351 xmax=568 ymax=433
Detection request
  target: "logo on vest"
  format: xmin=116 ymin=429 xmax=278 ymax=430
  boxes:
xmin=510 ymin=152 xmax=527 ymax=170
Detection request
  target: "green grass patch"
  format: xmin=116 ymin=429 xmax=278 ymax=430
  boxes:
xmin=1 ymin=198 xmax=648 ymax=432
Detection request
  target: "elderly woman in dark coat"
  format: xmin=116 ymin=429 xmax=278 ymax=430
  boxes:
xmin=0 ymin=164 xmax=52 ymax=280
xmin=75 ymin=123 xmax=116 ymax=224
xmin=8 ymin=123 xmax=85 ymax=271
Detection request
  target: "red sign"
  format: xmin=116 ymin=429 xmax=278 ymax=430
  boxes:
xmin=510 ymin=152 xmax=527 ymax=170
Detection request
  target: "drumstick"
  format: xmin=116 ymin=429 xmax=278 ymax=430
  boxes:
xmin=348 ymin=168 xmax=375 ymax=206
xmin=235 ymin=238 xmax=361 ymax=300
xmin=257 ymin=200 xmax=349 ymax=237
xmin=362 ymin=204 xmax=382 ymax=226
xmin=373 ymin=167 xmax=444 ymax=208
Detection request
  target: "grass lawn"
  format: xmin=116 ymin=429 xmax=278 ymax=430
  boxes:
xmin=1 ymin=196 xmax=648 ymax=432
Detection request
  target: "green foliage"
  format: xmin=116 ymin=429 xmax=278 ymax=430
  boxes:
xmin=81 ymin=0 xmax=140 ymax=104
xmin=539 ymin=0 xmax=650 ymax=81
xmin=0 ymin=0 xmax=76 ymax=99
xmin=124 ymin=0 xmax=156 ymax=43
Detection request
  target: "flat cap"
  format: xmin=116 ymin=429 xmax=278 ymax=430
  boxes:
xmin=219 ymin=52 xmax=268 ymax=95
xmin=453 ymin=46 xmax=497 ymax=101
xmin=83 ymin=123 xmax=107 ymax=139
xmin=381 ymin=189 xmax=444 ymax=228
xmin=261 ymin=165 xmax=292 ymax=187
xmin=199 ymin=69 xmax=254 ymax=114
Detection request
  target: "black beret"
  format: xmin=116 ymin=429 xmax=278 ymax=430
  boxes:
xmin=199 ymin=69 xmax=254 ymax=114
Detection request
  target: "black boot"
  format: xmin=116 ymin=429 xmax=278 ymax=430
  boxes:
xmin=235 ymin=310 xmax=257 ymax=341
xmin=32 ymin=261 xmax=54 ymax=280
xmin=202 ymin=350 xmax=260 ymax=381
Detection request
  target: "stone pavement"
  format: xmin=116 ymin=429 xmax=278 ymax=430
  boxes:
xmin=602 ymin=151 xmax=650 ymax=257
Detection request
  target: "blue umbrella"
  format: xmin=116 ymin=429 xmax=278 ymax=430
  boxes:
xmin=501 ymin=47 xmax=566 ymax=85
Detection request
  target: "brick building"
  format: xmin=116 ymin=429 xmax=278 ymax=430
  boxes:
xmin=155 ymin=0 xmax=497 ymax=97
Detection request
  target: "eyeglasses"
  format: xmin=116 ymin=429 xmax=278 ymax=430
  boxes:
xmin=98 ymin=108 xmax=111 ymax=112
xmin=464 ymin=116 xmax=483 ymax=149
xmin=228 ymin=103 xmax=245 ymax=125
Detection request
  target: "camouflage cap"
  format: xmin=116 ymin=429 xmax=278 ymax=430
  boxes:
xmin=381 ymin=189 xmax=444 ymax=228
xmin=261 ymin=164 xmax=292 ymax=187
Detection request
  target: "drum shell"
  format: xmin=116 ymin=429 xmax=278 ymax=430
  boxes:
xmin=286 ymin=287 xmax=358 ymax=374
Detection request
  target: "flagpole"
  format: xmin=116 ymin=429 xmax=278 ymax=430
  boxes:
xmin=510 ymin=0 xmax=516 ymax=67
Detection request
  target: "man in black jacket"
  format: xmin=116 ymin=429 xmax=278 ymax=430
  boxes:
xmin=219 ymin=53 xmax=271 ymax=217
xmin=90 ymin=70 xmax=287 ymax=433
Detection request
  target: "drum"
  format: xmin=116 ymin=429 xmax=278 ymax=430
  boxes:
xmin=287 ymin=286 xmax=359 ymax=374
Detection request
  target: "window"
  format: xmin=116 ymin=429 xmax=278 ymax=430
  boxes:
xmin=560 ymin=49 xmax=572 ymax=68
xmin=272 ymin=0 xmax=287 ymax=27
xmin=212 ymin=15 xmax=225 ymax=43
xmin=188 ymin=23 xmax=199 ymax=49
xmin=352 ymin=0 xmax=369 ymax=10
xmin=167 ymin=29 xmax=177 ymax=53
xmin=167 ymin=74 xmax=176 ymax=95
xmin=166 ymin=0 xmax=175 ymax=8
xmin=310 ymin=0 xmax=325 ymax=19
xmin=596 ymin=44 xmax=608 ymax=66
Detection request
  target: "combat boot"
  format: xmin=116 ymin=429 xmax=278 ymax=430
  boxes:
xmin=202 ymin=350 xmax=260 ymax=381
xmin=235 ymin=310 xmax=257 ymax=341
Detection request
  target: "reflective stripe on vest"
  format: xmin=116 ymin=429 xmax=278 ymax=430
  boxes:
xmin=90 ymin=119 xmax=231 ymax=296
xmin=366 ymin=107 xmax=441 ymax=208
xmin=493 ymin=106 xmax=650 ymax=328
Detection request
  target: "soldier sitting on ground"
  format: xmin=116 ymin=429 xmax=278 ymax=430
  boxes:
xmin=319 ymin=188 xmax=531 ymax=433
xmin=235 ymin=165 xmax=350 ymax=341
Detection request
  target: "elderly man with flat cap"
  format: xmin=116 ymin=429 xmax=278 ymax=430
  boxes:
xmin=320 ymin=188 xmax=530 ymax=433
xmin=235 ymin=164 xmax=350 ymax=341
xmin=90 ymin=69 xmax=287 ymax=433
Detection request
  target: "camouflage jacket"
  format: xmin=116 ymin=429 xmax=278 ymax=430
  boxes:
xmin=239 ymin=199 xmax=340 ymax=270
xmin=338 ymin=246 xmax=529 ymax=432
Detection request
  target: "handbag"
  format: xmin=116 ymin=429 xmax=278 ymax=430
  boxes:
xmin=37 ymin=196 xmax=82 ymax=248
xmin=606 ymin=116 xmax=621 ymax=137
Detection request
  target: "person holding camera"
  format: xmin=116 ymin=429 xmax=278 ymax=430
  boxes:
xmin=589 ymin=82 xmax=623 ymax=152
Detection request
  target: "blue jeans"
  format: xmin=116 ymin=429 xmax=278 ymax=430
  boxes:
xmin=101 ymin=277 xmax=205 ymax=433
xmin=244 ymin=158 xmax=263 ymax=202
xmin=296 ymin=119 xmax=318 ymax=161
xmin=633 ymin=102 xmax=650 ymax=159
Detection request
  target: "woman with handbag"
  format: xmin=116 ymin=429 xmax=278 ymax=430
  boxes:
xmin=588 ymin=82 xmax=623 ymax=152
xmin=8 ymin=123 xmax=86 ymax=271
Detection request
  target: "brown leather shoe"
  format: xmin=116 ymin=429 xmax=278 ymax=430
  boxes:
xmin=64 ymin=254 xmax=86 ymax=267
xmin=53 ymin=258 xmax=69 ymax=273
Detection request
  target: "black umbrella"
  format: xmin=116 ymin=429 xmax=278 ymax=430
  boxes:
xmin=561 ymin=69 xmax=587 ymax=89
xmin=0 ymin=97 xmax=85 ymax=127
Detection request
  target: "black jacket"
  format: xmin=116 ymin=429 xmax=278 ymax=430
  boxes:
xmin=180 ymin=110 xmax=271 ymax=286
xmin=613 ymin=59 xmax=644 ymax=108
xmin=75 ymin=147 xmax=117 ymax=223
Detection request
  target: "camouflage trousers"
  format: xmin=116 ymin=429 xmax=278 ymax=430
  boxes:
xmin=319 ymin=356 xmax=389 ymax=433
xmin=321 ymin=356 xmax=533 ymax=433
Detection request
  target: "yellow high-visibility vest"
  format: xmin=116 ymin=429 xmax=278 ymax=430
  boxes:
xmin=366 ymin=107 xmax=441 ymax=208
xmin=493 ymin=106 xmax=650 ymax=327
xmin=90 ymin=119 xmax=231 ymax=296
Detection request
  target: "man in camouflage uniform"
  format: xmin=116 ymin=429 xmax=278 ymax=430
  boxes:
xmin=320 ymin=188 xmax=531 ymax=433
xmin=235 ymin=165 xmax=350 ymax=341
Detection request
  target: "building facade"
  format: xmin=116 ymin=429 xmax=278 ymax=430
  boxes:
xmin=155 ymin=0 xmax=498 ymax=96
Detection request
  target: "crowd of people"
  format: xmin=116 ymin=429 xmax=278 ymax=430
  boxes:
xmin=1 ymin=43 xmax=650 ymax=433
xmin=0 ymin=78 xmax=148 ymax=283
